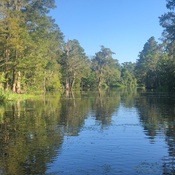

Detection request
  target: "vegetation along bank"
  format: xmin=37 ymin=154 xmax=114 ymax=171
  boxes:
xmin=1 ymin=0 xmax=175 ymax=101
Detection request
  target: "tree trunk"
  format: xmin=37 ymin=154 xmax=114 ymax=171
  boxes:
xmin=98 ymin=70 xmax=102 ymax=89
xmin=66 ymin=78 xmax=70 ymax=91
xmin=71 ymin=73 xmax=76 ymax=90
xmin=4 ymin=48 xmax=10 ymax=91
xmin=98 ymin=77 xmax=101 ymax=89
xmin=16 ymin=71 xmax=21 ymax=94
xmin=12 ymin=70 xmax=17 ymax=92
xmin=4 ymin=73 xmax=9 ymax=91
xmin=43 ymin=71 xmax=46 ymax=92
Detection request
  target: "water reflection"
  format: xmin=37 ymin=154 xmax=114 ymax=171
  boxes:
xmin=136 ymin=92 xmax=175 ymax=174
xmin=59 ymin=91 xmax=92 ymax=136
xmin=0 ymin=90 xmax=175 ymax=174
xmin=92 ymin=90 xmax=121 ymax=126
xmin=0 ymin=97 xmax=63 ymax=175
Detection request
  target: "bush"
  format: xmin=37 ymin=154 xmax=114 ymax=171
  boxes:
xmin=0 ymin=89 xmax=6 ymax=102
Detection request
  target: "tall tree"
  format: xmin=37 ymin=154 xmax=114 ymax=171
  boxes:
xmin=0 ymin=5 xmax=30 ymax=93
xmin=159 ymin=0 xmax=175 ymax=89
xmin=60 ymin=39 xmax=89 ymax=91
xmin=159 ymin=0 xmax=175 ymax=57
xmin=92 ymin=46 xmax=120 ymax=89
xmin=0 ymin=0 xmax=64 ymax=92
xmin=23 ymin=17 xmax=64 ymax=92
xmin=135 ymin=37 xmax=161 ymax=88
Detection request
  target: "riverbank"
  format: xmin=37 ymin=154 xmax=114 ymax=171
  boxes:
xmin=0 ymin=90 xmax=42 ymax=102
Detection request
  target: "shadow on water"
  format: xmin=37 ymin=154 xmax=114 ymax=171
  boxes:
xmin=0 ymin=96 xmax=64 ymax=175
xmin=1 ymin=89 xmax=175 ymax=174
xmin=136 ymin=91 xmax=175 ymax=174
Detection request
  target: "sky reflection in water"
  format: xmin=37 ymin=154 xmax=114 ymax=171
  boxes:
xmin=0 ymin=90 xmax=175 ymax=175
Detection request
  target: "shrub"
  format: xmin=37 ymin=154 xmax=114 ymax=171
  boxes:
xmin=0 ymin=89 xmax=6 ymax=102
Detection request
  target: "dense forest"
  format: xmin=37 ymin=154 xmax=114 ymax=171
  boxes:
xmin=0 ymin=0 xmax=175 ymax=94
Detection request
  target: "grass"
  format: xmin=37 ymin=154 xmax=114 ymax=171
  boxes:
xmin=0 ymin=89 xmax=42 ymax=102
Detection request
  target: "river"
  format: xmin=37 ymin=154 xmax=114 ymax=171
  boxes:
xmin=0 ymin=89 xmax=175 ymax=175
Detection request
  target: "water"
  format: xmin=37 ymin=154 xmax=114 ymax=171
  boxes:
xmin=0 ymin=89 xmax=175 ymax=175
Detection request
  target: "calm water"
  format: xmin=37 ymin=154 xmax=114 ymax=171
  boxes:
xmin=0 ymin=89 xmax=175 ymax=175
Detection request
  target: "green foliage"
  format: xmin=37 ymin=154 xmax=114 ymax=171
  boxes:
xmin=3 ymin=0 xmax=175 ymax=93
xmin=121 ymin=62 xmax=137 ymax=87
xmin=0 ymin=72 xmax=6 ymax=85
xmin=0 ymin=89 xmax=6 ymax=102
xmin=92 ymin=46 xmax=121 ymax=89
xmin=81 ymin=70 xmax=97 ymax=90
xmin=159 ymin=0 xmax=175 ymax=57
xmin=158 ymin=0 xmax=175 ymax=90
xmin=0 ymin=90 xmax=39 ymax=101
xmin=135 ymin=37 xmax=161 ymax=89
xmin=59 ymin=39 xmax=90 ymax=90
xmin=133 ymin=1 xmax=175 ymax=90
xmin=0 ymin=0 xmax=64 ymax=93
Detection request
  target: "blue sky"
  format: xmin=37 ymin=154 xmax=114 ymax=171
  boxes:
xmin=50 ymin=0 xmax=167 ymax=63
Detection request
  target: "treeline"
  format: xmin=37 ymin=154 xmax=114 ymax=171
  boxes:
xmin=136 ymin=0 xmax=175 ymax=90
xmin=0 ymin=0 xmax=175 ymax=93
xmin=0 ymin=0 xmax=137 ymax=93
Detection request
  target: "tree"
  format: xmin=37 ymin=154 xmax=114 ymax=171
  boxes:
xmin=0 ymin=0 xmax=64 ymax=92
xmin=135 ymin=37 xmax=161 ymax=88
xmin=80 ymin=59 xmax=96 ymax=90
xmin=0 ymin=7 xmax=30 ymax=93
xmin=159 ymin=0 xmax=175 ymax=90
xmin=60 ymin=39 xmax=89 ymax=91
xmin=92 ymin=46 xmax=120 ymax=89
xmin=121 ymin=62 xmax=137 ymax=87
xmin=159 ymin=0 xmax=175 ymax=57
xmin=24 ymin=18 xmax=64 ymax=92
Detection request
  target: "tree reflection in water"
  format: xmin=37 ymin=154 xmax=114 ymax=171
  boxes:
xmin=1 ymin=90 xmax=175 ymax=174
xmin=136 ymin=92 xmax=175 ymax=174
xmin=0 ymin=96 xmax=63 ymax=175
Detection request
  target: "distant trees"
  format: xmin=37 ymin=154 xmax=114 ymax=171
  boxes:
xmin=0 ymin=0 xmax=140 ymax=93
xmin=60 ymin=39 xmax=89 ymax=91
xmin=0 ymin=2 xmax=28 ymax=93
xmin=159 ymin=0 xmax=175 ymax=90
xmin=91 ymin=46 xmax=120 ymax=89
xmin=0 ymin=0 xmax=64 ymax=93
xmin=134 ymin=0 xmax=175 ymax=90
xmin=6 ymin=0 xmax=175 ymax=92
xmin=121 ymin=62 xmax=137 ymax=87
xmin=159 ymin=0 xmax=175 ymax=57
xmin=135 ymin=37 xmax=161 ymax=89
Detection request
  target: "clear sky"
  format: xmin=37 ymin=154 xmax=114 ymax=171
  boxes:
xmin=50 ymin=0 xmax=168 ymax=63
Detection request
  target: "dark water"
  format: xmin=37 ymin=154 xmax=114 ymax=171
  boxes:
xmin=1 ymin=89 xmax=175 ymax=175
